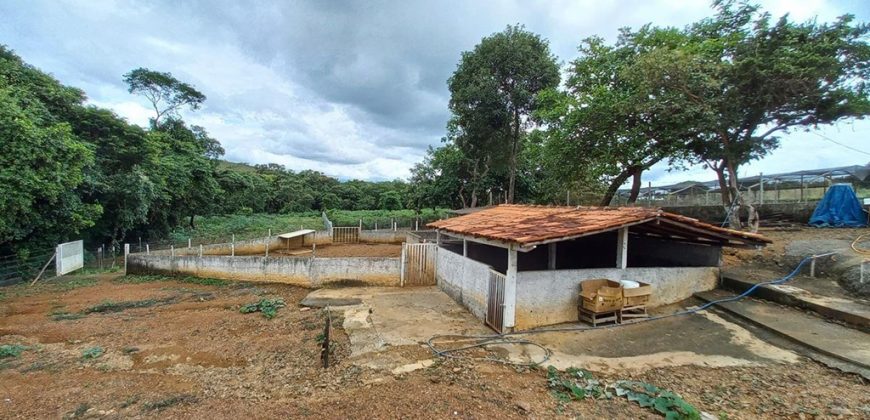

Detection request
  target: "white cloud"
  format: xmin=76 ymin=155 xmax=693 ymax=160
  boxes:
xmin=1 ymin=0 xmax=867 ymax=183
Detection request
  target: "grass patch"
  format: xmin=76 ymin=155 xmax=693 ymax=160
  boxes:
xmin=81 ymin=346 xmax=104 ymax=359
xmin=84 ymin=296 xmax=176 ymax=314
xmin=115 ymin=274 xmax=232 ymax=287
xmin=142 ymin=394 xmax=197 ymax=411
xmin=50 ymin=310 xmax=86 ymax=321
xmin=69 ymin=403 xmax=90 ymax=418
xmin=240 ymin=298 xmax=285 ymax=319
xmin=0 ymin=344 xmax=28 ymax=358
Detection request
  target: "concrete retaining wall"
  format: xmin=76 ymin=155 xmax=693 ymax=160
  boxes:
xmin=514 ymin=267 xmax=719 ymax=329
xmin=435 ymin=248 xmax=491 ymax=320
xmin=359 ymin=230 xmax=408 ymax=243
xmin=127 ymin=254 xmax=400 ymax=287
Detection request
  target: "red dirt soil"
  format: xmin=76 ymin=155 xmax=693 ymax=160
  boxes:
xmin=1 ymin=273 xmax=867 ymax=418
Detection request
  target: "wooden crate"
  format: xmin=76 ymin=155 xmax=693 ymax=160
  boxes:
xmin=579 ymin=279 xmax=624 ymax=313
xmin=578 ymin=306 xmax=619 ymax=326
xmin=619 ymin=305 xmax=649 ymax=323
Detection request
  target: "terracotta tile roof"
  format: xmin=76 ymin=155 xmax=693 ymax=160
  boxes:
xmin=427 ymin=205 xmax=771 ymax=248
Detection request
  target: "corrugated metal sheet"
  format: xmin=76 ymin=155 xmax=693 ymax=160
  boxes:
xmin=427 ymin=205 xmax=771 ymax=247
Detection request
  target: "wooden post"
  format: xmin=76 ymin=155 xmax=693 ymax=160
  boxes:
xmin=321 ymin=311 xmax=331 ymax=368
xmin=616 ymin=227 xmax=628 ymax=269
xmin=548 ymin=243 xmax=557 ymax=270
xmin=30 ymin=251 xmax=57 ymax=286
xmin=503 ymin=246 xmax=518 ymax=331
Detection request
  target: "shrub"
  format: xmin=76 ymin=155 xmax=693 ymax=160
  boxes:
xmin=239 ymin=298 xmax=285 ymax=319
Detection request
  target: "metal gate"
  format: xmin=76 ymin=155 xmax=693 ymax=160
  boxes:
xmin=333 ymin=227 xmax=360 ymax=243
xmin=401 ymin=243 xmax=437 ymax=286
xmin=486 ymin=269 xmax=506 ymax=333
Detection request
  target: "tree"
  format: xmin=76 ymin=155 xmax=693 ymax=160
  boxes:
xmin=123 ymin=68 xmax=206 ymax=127
xmin=448 ymin=25 xmax=560 ymax=204
xmin=537 ymin=28 xmax=705 ymax=206
xmin=649 ymin=1 xmax=870 ymax=229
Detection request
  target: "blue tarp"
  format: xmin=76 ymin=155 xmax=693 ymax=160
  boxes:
xmin=809 ymin=184 xmax=868 ymax=227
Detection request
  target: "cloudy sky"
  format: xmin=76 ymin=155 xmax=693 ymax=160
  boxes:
xmin=2 ymin=0 xmax=869 ymax=185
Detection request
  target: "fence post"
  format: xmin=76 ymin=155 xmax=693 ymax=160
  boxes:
xmin=231 ymin=234 xmax=235 ymax=257
xmin=188 ymin=238 xmax=191 ymax=249
xmin=138 ymin=237 xmax=142 ymax=252
xmin=415 ymin=218 xmax=419 ymax=231
xmin=400 ymin=244 xmax=406 ymax=287
xmin=359 ymin=219 xmax=363 ymax=230
xmin=171 ymin=245 xmax=175 ymax=257
xmin=124 ymin=243 xmax=130 ymax=275
xmin=199 ymin=244 xmax=203 ymax=258
xmin=393 ymin=220 xmax=397 ymax=231
xmin=98 ymin=248 xmax=103 ymax=270
xmin=375 ymin=221 xmax=378 ymax=230
xmin=268 ymin=228 xmax=271 ymax=237
xmin=146 ymin=244 xmax=150 ymax=255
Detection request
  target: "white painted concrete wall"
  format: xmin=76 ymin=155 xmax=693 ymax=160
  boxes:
xmin=514 ymin=267 xmax=719 ymax=329
xmin=127 ymin=254 xmax=400 ymax=287
xmin=435 ymin=248 xmax=492 ymax=320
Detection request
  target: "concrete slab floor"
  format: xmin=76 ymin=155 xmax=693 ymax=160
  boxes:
xmin=304 ymin=287 xmax=801 ymax=375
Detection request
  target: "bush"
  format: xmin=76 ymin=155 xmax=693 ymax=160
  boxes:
xmin=240 ymin=298 xmax=286 ymax=319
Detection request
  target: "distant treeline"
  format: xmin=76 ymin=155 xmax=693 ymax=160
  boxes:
xmin=0 ymin=47 xmax=414 ymax=256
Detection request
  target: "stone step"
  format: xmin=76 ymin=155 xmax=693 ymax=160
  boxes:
xmin=721 ymin=272 xmax=870 ymax=332
xmin=695 ymin=290 xmax=870 ymax=378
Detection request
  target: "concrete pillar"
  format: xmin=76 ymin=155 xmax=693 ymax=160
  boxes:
xmin=123 ymin=243 xmax=129 ymax=275
xmin=231 ymin=234 xmax=235 ymax=257
xmin=548 ymin=243 xmax=557 ymax=270
xmin=170 ymin=245 xmax=174 ymax=257
xmin=462 ymin=239 xmax=468 ymax=257
xmin=504 ymin=246 xmax=518 ymax=330
xmin=199 ymin=244 xmax=203 ymax=258
xmin=616 ymin=227 xmax=628 ymax=269
xmin=436 ymin=231 xmax=442 ymax=246
xmin=188 ymin=238 xmax=191 ymax=249
xmin=146 ymin=244 xmax=150 ymax=255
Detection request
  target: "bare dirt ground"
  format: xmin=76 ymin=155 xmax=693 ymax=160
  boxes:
xmin=2 ymin=273 xmax=868 ymax=418
xmin=247 ymin=242 xmax=402 ymax=258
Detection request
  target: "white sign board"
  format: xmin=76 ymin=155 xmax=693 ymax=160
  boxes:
xmin=863 ymin=198 xmax=870 ymax=206
xmin=56 ymin=240 xmax=84 ymax=276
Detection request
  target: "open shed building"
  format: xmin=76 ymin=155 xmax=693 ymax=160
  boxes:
xmin=427 ymin=205 xmax=771 ymax=332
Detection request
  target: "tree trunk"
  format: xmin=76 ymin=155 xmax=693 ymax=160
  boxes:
xmin=507 ymin=109 xmax=520 ymax=204
xmin=188 ymin=214 xmax=196 ymax=229
xmin=599 ymin=168 xmax=636 ymax=207
xmin=714 ymin=164 xmax=730 ymax=206
xmin=725 ymin=161 xmax=742 ymax=229
xmin=627 ymin=168 xmax=643 ymax=204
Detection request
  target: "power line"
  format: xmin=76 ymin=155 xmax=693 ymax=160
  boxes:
xmin=812 ymin=132 xmax=870 ymax=156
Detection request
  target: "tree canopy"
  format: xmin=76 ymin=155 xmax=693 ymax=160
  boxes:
xmin=123 ymin=67 xmax=207 ymax=126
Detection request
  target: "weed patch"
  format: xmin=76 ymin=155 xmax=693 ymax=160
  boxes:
xmin=240 ymin=298 xmax=285 ymax=319
xmin=546 ymin=366 xmax=700 ymax=419
xmin=84 ymin=296 xmax=176 ymax=314
xmin=81 ymin=346 xmax=104 ymax=359
xmin=50 ymin=310 xmax=86 ymax=321
xmin=116 ymin=274 xmax=232 ymax=287
xmin=0 ymin=344 xmax=28 ymax=358
xmin=142 ymin=394 xmax=197 ymax=411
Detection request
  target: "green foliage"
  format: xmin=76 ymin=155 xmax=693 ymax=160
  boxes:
xmin=546 ymin=366 xmax=611 ymax=402
xmin=81 ymin=346 xmax=104 ymax=359
xmin=0 ymin=344 xmax=27 ymax=358
xmin=84 ymin=297 xmax=174 ymax=314
xmin=447 ymin=25 xmax=560 ymax=204
xmin=611 ymin=380 xmax=700 ymax=420
xmin=240 ymin=298 xmax=286 ymax=319
xmin=50 ymin=310 xmax=85 ymax=321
